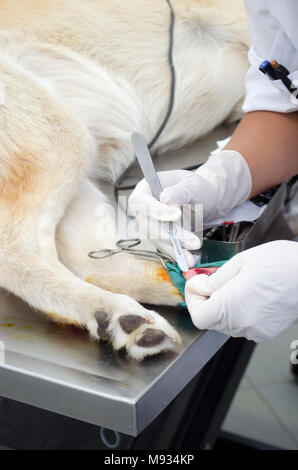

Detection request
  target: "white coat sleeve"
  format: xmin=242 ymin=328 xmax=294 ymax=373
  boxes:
xmin=242 ymin=0 xmax=298 ymax=113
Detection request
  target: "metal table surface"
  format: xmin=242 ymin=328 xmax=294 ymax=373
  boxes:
xmin=0 ymin=294 xmax=228 ymax=436
xmin=0 ymin=124 xmax=235 ymax=437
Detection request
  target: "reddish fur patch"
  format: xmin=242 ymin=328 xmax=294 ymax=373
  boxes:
xmin=0 ymin=152 xmax=41 ymax=208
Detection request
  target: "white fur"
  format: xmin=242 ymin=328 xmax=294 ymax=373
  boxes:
xmin=0 ymin=0 xmax=249 ymax=359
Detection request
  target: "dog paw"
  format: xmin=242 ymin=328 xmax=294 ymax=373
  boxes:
xmin=87 ymin=295 xmax=181 ymax=360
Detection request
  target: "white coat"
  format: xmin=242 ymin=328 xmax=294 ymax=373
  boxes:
xmin=242 ymin=0 xmax=298 ymax=113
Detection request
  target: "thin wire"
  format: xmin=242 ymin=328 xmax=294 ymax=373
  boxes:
xmin=147 ymin=0 xmax=176 ymax=149
xmin=114 ymin=0 xmax=176 ymax=198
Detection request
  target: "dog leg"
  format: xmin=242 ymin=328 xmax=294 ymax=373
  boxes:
xmin=0 ymin=71 xmax=180 ymax=360
xmin=56 ymin=179 xmax=184 ymax=309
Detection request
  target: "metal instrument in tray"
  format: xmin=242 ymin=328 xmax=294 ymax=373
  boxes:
xmin=196 ymin=182 xmax=289 ymax=263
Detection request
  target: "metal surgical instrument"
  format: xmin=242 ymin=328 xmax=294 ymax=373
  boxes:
xmin=131 ymin=132 xmax=189 ymax=272
xmin=88 ymin=238 xmax=177 ymax=270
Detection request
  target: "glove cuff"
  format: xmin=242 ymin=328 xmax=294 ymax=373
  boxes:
xmin=195 ymin=150 xmax=252 ymax=220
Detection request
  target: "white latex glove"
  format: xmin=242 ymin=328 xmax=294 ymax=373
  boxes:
xmin=185 ymin=241 xmax=298 ymax=342
xmin=128 ymin=150 xmax=252 ymax=266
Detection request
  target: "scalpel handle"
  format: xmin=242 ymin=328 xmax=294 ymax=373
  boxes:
xmin=131 ymin=132 xmax=189 ymax=272
xmin=131 ymin=133 xmax=163 ymax=200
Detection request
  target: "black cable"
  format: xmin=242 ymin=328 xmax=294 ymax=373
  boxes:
xmin=147 ymin=0 xmax=176 ymax=149
xmin=114 ymin=0 xmax=176 ymax=199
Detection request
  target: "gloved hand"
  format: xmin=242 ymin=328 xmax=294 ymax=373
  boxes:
xmin=128 ymin=150 xmax=252 ymax=266
xmin=185 ymin=240 xmax=298 ymax=341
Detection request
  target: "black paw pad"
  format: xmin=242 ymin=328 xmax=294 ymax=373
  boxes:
xmin=136 ymin=328 xmax=166 ymax=348
xmin=95 ymin=311 xmax=110 ymax=341
xmin=119 ymin=314 xmax=146 ymax=334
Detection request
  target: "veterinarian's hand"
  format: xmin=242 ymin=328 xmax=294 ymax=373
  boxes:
xmin=185 ymin=241 xmax=298 ymax=341
xmin=129 ymin=150 xmax=251 ymax=266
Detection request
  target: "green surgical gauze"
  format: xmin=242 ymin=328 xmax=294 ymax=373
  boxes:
xmin=166 ymin=260 xmax=228 ymax=308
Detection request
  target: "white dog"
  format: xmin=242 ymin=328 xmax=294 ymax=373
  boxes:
xmin=0 ymin=0 xmax=249 ymax=359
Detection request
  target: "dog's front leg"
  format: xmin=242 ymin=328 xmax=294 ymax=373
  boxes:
xmin=56 ymin=179 xmax=184 ymax=308
xmin=0 ymin=60 xmax=180 ymax=360
xmin=55 ymin=178 xmax=182 ymax=359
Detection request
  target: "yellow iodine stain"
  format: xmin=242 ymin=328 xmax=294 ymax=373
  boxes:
xmin=85 ymin=276 xmax=101 ymax=288
xmin=154 ymin=267 xmax=172 ymax=282
xmin=12 ymin=334 xmax=23 ymax=340
xmin=153 ymin=267 xmax=183 ymax=300
xmin=4 ymin=323 xmax=14 ymax=327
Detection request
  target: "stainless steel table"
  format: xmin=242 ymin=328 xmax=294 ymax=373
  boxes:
xmin=0 ymin=293 xmax=227 ymax=436
xmin=0 ymin=125 xmax=235 ymax=437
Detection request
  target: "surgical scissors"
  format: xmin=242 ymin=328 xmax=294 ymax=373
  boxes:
xmin=88 ymin=238 xmax=177 ymax=270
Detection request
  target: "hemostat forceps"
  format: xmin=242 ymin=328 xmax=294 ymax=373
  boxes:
xmin=88 ymin=238 xmax=177 ymax=270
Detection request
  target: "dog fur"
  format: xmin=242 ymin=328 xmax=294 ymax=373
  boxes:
xmin=0 ymin=0 xmax=249 ymax=359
